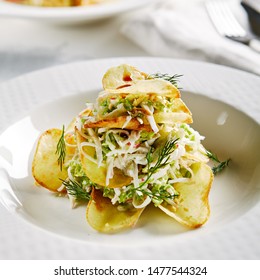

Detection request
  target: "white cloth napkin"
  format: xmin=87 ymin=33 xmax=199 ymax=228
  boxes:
xmin=121 ymin=0 xmax=260 ymax=75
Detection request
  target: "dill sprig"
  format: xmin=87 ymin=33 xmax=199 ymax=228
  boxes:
xmin=149 ymin=73 xmax=183 ymax=89
xmin=136 ymin=139 xmax=179 ymax=201
xmin=142 ymin=139 xmax=179 ymax=187
xmin=207 ymin=150 xmax=231 ymax=175
xmin=56 ymin=125 xmax=66 ymax=171
xmin=61 ymin=179 xmax=91 ymax=202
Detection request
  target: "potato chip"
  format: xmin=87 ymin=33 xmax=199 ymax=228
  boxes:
xmin=158 ymin=162 xmax=213 ymax=228
xmin=154 ymin=112 xmax=193 ymax=124
xmin=86 ymin=188 xmax=145 ymax=233
xmin=83 ymin=116 xmax=153 ymax=131
xmin=102 ymin=64 xmax=147 ymax=90
xmin=32 ymin=128 xmax=69 ymax=192
xmin=76 ymin=130 xmax=132 ymax=188
xmin=102 ymin=79 xmax=180 ymax=98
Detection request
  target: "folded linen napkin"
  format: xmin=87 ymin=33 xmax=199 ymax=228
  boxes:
xmin=121 ymin=0 xmax=260 ymax=75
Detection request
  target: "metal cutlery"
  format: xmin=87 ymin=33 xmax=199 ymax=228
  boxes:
xmin=205 ymin=0 xmax=260 ymax=53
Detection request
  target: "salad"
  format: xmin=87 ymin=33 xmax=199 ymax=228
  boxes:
xmin=32 ymin=64 xmax=215 ymax=233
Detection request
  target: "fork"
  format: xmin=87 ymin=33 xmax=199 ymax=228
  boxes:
xmin=205 ymin=0 xmax=260 ymax=53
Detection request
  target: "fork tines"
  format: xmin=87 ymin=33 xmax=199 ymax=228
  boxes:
xmin=206 ymin=0 xmax=247 ymax=37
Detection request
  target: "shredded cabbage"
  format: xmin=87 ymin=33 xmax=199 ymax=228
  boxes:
xmin=72 ymin=117 xmax=208 ymax=209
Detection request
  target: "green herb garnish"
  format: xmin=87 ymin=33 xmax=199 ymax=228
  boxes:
xmin=149 ymin=73 xmax=183 ymax=89
xmin=145 ymin=139 xmax=179 ymax=181
xmin=207 ymin=150 xmax=231 ymax=175
xmin=103 ymin=140 xmax=180 ymax=205
xmin=56 ymin=125 xmax=66 ymax=171
xmin=123 ymin=98 xmax=133 ymax=111
xmin=143 ymin=187 xmax=179 ymax=206
xmin=136 ymin=139 xmax=179 ymax=201
xmin=61 ymin=179 xmax=91 ymax=202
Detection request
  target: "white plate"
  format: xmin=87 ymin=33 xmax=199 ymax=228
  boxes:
xmin=0 ymin=57 xmax=260 ymax=259
xmin=0 ymin=0 xmax=158 ymax=23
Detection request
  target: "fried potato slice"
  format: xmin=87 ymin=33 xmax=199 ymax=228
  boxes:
xmin=171 ymin=98 xmax=191 ymax=114
xmin=32 ymin=128 xmax=68 ymax=192
xmin=154 ymin=98 xmax=192 ymax=124
xmin=87 ymin=188 xmax=144 ymax=233
xmin=103 ymin=79 xmax=180 ymax=98
xmin=154 ymin=112 xmax=193 ymax=124
xmin=158 ymin=162 xmax=213 ymax=228
xmin=102 ymin=64 xmax=147 ymax=90
xmin=84 ymin=116 xmax=153 ymax=131
xmin=76 ymin=130 xmax=132 ymax=188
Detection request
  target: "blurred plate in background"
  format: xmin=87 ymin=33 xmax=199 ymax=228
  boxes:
xmin=0 ymin=0 xmax=158 ymax=23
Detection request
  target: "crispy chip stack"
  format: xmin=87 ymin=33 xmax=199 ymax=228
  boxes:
xmin=84 ymin=64 xmax=192 ymax=131
xmin=32 ymin=64 xmax=213 ymax=233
